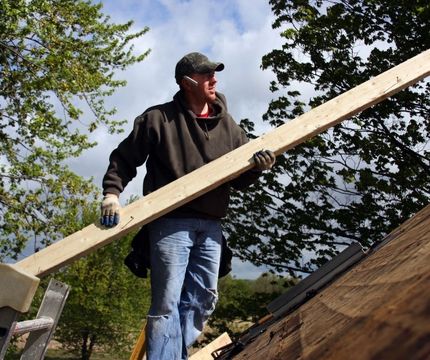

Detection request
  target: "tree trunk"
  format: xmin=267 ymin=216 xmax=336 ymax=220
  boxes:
xmin=88 ymin=334 xmax=97 ymax=359
xmin=81 ymin=331 xmax=89 ymax=360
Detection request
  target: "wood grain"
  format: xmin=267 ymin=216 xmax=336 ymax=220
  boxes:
xmin=232 ymin=204 xmax=430 ymax=360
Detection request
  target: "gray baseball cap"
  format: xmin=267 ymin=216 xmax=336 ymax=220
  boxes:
xmin=175 ymin=52 xmax=224 ymax=83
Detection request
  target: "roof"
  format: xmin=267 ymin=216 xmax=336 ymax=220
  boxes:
xmin=231 ymin=204 xmax=430 ymax=360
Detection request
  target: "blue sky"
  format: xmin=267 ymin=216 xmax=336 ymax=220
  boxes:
xmin=69 ymin=0 xmax=285 ymax=278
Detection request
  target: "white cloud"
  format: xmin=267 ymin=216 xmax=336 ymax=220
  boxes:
xmin=231 ymin=257 xmax=270 ymax=280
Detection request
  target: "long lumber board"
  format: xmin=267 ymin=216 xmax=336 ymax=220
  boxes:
xmin=14 ymin=49 xmax=430 ymax=277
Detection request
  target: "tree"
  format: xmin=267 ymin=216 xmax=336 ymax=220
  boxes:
xmin=225 ymin=0 xmax=430 ymax=274
xmin=54 ymin=239 xmax=151 ymax=360
xmin=0 ymin=0 xmax=149 ymax=260
xmin=46 ymin=201 xmax=150 ymax=360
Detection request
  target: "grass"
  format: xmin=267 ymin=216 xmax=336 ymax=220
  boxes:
xmin=6 ymin=349 xmax=128 ymax=360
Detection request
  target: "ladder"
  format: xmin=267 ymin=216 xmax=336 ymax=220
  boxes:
xmin=0 ymin=278 xmax=70 ymax=360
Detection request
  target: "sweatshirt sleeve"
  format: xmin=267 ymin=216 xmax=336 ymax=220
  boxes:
xmin=102 ymin=114 xmax=153 ymax=196
xmin=229 ymin=127 xmax=262 ymax=191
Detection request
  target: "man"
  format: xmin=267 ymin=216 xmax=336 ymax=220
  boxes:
xmin=100 ymin=52 xmax=275 ymax=359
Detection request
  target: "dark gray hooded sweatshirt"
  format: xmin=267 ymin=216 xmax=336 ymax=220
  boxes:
xmin=102 ymin=91 xmax=259 ymax=218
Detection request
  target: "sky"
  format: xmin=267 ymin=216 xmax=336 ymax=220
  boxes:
xmin=68 ymin=0 xmax=287 ymax=279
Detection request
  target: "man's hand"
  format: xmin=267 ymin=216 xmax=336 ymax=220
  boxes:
xmin=253 ymin=150 xmax=276 ymax=171
xmin=100 ymin=194 xmax=120 ymax=227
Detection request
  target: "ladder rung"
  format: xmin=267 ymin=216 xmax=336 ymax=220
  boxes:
xmin=13 ymin=317 xmax=54 ymax=336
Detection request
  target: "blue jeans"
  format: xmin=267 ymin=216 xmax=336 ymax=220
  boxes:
xmin=145 ymin=217 xmax=222 ymax=360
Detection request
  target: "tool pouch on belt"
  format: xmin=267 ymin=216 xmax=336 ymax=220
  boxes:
xmin=124 ymin=225 xmax=151 ymax=278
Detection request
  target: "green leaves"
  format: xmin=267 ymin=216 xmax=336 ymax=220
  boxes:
xmin=226 ymin=0 xmax=430 ymax=275
xmin=24 ymin=201 xmax=151 ymax=359
xmin=0 ymin=0 xmax=149 ymax=259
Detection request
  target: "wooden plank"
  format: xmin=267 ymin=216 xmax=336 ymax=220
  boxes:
xmin=129 ymin=324 xmax=147 ymax=360
xmin=189 ymin=332 xmax=232 ymax=360
xmin=13 ymin=49 xmax=430 ymax=277
xmin=0 ymin=264 xmax=40 ymax=312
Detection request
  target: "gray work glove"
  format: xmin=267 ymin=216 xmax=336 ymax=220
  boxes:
xmin=100 ymin=194 xmax=120 ymax=227
xmin=253 ymin=150 xmax=276 ymax=171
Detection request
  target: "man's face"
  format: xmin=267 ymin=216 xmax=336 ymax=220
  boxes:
xmin=187 ymin=72 xmax=217 ymax=103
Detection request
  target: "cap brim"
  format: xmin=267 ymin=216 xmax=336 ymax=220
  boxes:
xmin=213 ymin=62 xmax=224 ymax=72
xmin=196 ymin=62 xmax=224 ymax=73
